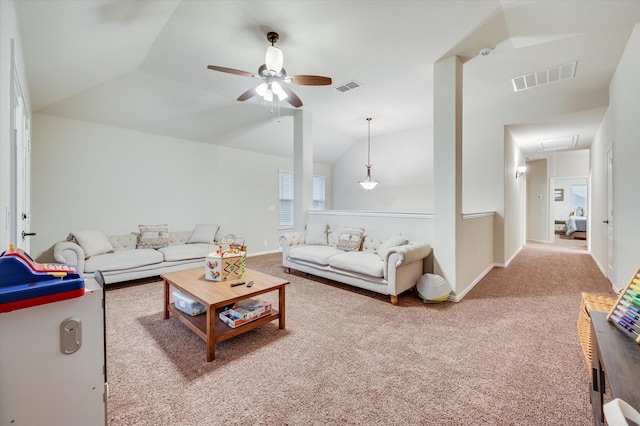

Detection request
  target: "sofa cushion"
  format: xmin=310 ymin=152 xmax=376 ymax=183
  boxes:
xmin=158 ymin=243 xmax=209 ymax=262
xmin=109 ymin=233 xmax=137 ymax=250
xmin=328 ymin=251 xmax=384 ymax=278
xmin=71 ymin=230 xmax=114 ymax=258
xmin=289 ymin=245 xmax=345 ymax=266
xmin=137 ymin=224 xmax=169 ymax=249
xmin=187 ymin=224 xmax=219 ymax=244
xmin=84 ymin=248 xmax=163 ymax=273
xmin=305 ymin=223 xmax=328 ymax=245
xmin=377 ymin=235 xmax=409 ymax=259
xmin=335 ymin=227 xmax=365 ymax=252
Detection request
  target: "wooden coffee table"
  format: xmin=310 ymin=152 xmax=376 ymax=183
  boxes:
xmin=163 ymin=268 xmax=289 ymax=361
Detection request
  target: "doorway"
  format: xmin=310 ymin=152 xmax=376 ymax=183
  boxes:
xmin=551 ymin=177 xmax=588 ymax=247
xmin=10 ymin=63 xmax=32 ymax=252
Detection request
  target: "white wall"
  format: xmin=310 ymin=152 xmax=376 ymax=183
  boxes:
xmin=590 ymin=24 xmax=640 ymax=290
xmin=30 ymin=114 xmax=332 ymax=260
xmin=502 ymin=129 xmax=526 ymax=263
xmin=547 ymin=149 xmax=590 ymax=179
xmin=306 ymin=210 xmax=433 ymax=243
xmin=332 ymin=125 xmax=433 ymax=213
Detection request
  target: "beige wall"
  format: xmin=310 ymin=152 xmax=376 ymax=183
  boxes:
xmin=332 ymin=125 xmax=434 ymax=213
xmin=526 ymin=159 xmax=548 ymax=243
xmin=30 ymin=114 xmax=332 ymax=259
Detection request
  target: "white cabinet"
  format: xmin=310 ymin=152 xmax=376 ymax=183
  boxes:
xmin=0 ymin=279 xmax=106 ymax=425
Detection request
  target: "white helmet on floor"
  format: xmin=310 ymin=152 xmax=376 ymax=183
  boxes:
xmin=416 ymin=273 xmax=451 ymax=303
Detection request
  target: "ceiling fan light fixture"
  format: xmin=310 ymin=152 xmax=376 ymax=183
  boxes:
xmin=265 ymin=45 xmax=283 ymax=73
xmin=256 ymin=82 xmax=268 ymax=96
xmin=207 ymin=30 xmax=330 ymax=108
xmin=271 ymin=81 xmax=284 ymax=95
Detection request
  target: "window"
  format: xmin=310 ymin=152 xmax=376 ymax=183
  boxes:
xmin=279 ymin=171 xmax=294 ymax=228
xmin=278 ymin=171 xmax=325 ymax=228
xmin=571 ymin=184 xmax=587 ymax=211
xmin=312 ymin=176 xmax=326 ymax=211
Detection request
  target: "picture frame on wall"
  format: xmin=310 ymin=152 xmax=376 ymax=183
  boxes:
xmin=554 ymin=188 xmax=564 ymax=201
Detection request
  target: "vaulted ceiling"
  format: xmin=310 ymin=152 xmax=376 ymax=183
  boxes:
xmin=15 ymin=1 xmax=640 ymax=163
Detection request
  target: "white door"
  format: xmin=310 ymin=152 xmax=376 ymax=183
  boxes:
xmin=606 ymin=147 xmax=613 ymax=279
xmin=11 ymin=72 xmax=32 ymax=252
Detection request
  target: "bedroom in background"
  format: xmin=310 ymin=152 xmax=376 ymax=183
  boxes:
xmin=552 ymin=177 xmax=588 ymax=239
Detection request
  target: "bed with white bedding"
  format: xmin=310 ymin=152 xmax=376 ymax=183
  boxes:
xmin=566 ymin=216 xmax=587 ymax=236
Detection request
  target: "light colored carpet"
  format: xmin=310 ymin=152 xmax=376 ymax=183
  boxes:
xmin=105 ymin=240 xmax=613 ymax=425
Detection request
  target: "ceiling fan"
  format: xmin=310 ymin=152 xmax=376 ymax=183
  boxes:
xmin=207 ymin=32 xmax=332 ymax=108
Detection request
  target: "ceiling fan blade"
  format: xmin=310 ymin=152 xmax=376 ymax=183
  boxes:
xmin=237 ymin=87 xmax=258 ymax=102
xmin=289 ymin=75 xmax=332 ymax=86
xmin=207 ymin=65 xmax=257 ymax=78
xmin=282 ymin=86 xmax=303 ymax=108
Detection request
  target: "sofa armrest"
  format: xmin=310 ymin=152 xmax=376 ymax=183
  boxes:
xmin=383 ymin=242 xmax=431 ymax=278
xmin=279 ymin=232 xmax=306 ymax=249
xmin=388 ymin=242 xmax=431 ymax=265
xmin=54 ymin=241 xmax=86 ymax=272
xmin=279 ymin=231 xmax=305 ymax=262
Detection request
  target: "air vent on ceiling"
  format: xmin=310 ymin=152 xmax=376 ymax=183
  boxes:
xmin=335 ymin=80 xmax=361 ymax=93
xmin=511 ymin=61 xmax=577 ymax=92
xmin=539 ymin=135 xmax=579 ymax=151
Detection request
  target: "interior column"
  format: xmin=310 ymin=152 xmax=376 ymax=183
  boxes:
xmin=433 ymin=55 xmax=463 ymax=293
xmin=293 ymin=109 xmax=313 ymax=231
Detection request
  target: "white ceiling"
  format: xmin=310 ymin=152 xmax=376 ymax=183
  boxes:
xmin=15 ymin=1 xmax=640 ymax=164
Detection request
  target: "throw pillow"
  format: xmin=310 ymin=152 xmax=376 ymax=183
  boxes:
xmin=377 ymin=235 xmax=408 ymax=259
xmin=70 ymin=230 xmax=114 ymax=258
xmin=137 ymin=224 xmax=169 ymax=249
xmin=305 ymin=223 xmax=328 ymax=245
xmin=335 ymin=227 xmax=365 ymax=252
xmin=187 ymin=224 xmax=220 ymax=244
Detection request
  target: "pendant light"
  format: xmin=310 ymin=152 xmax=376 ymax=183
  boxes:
xmin=359 ymin=117 xmax=379 ymax=190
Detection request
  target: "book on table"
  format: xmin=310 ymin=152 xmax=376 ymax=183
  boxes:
xmin=219 ymin=298 xmax=272 ymax=328
xmin=229 ymin=298 xmax=272 ymax=320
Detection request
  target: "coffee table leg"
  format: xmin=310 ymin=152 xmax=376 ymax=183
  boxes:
xmin=279 ymin=285 xmax=286 ymax=329
xmin=206 ymin=308 xmax=216 ymax=361
xmin=164 ymin=279 xmax=170 ymax=320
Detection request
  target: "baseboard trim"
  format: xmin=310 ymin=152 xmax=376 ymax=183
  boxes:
xmin=496 ymin=244 xmax=523 ymax=269
xmin=247 ymin=249 xmax=281 ymax=257
xmin=448 ymin=263 xmax=497 ymax=302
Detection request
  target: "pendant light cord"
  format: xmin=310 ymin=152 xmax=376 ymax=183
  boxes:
xmin=366 ymin=117 xmax=372 ymax=166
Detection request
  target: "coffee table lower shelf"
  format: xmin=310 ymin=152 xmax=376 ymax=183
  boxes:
xmin=162 ymin=268 xmax=288 ymax=361
xmin=168 ymin=303 xmax=280 ymax=344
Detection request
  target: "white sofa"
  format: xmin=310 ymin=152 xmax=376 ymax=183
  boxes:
xmin=280 ymin=224 xmax=431 ymax=305
xmin=54 ymin=225 xmax=225 ymax=284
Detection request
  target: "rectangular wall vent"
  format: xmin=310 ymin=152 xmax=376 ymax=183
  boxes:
xmin=511 ymin=61 xmax=577 ymax=92
xmin=335 ymin=80 xmax=361 ymax=93
xmin=539 ymin=134 xmax=579 ymax=151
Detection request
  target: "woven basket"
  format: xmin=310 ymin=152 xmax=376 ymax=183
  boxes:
xmin=577 ymin=292 xmax=617 ymax=371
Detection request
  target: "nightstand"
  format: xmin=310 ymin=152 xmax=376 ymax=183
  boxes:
xmin=554 ymin=220 xmax=566 ymax=234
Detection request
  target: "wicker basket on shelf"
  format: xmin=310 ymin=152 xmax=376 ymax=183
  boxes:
xmin=577 ymin=292 xmax=617 ymax=371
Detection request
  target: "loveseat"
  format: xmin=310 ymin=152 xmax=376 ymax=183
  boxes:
xmin=53 ymin=224 xmax=224 ymax=284
xmin=280 ymin=224 xmax=431 ymax=305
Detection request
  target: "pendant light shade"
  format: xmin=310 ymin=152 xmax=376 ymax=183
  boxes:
xmin=359 ymin=117 xmax=379 ymax=190
xmin=265 ymin=45 xmax=283 ymax=73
